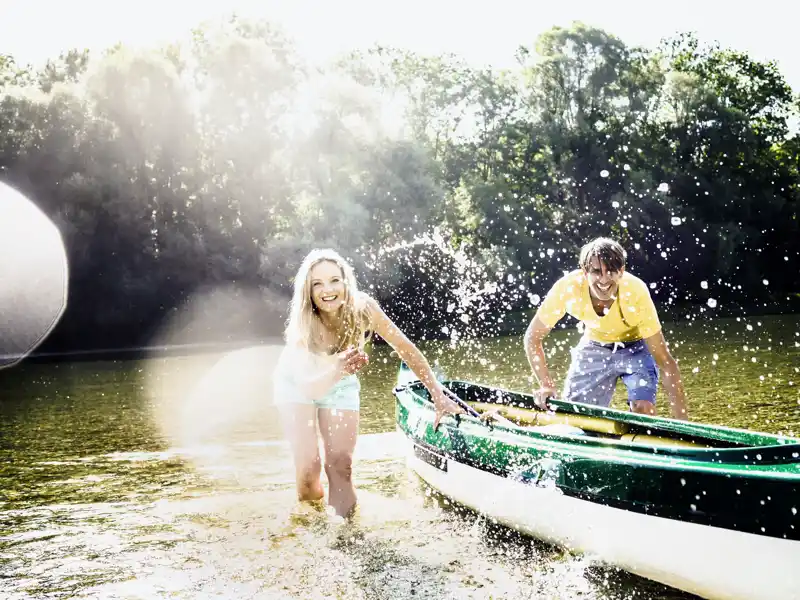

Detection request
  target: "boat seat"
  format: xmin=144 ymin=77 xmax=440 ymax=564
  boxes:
xmin=468 ymin=402 xmax=630 ymax=436
xmin=529 ymin=423 xmax=587 ymax=436
xmin=620 ymin=433 xmax=708 ymax=449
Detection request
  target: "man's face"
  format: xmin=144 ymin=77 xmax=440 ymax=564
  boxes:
xmin=585 ymin=255 xmax=624 ymax=302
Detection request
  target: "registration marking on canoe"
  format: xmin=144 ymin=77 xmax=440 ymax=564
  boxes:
xmin=414 ymin=444 xmax=448 ymax=472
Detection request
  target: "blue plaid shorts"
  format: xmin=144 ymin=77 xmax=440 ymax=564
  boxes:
xmin=562 ymin=339 xmax=659 ymax=407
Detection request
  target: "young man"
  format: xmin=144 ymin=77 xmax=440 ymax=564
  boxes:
xmin=524 ymin=237 xmax=689 ymax=420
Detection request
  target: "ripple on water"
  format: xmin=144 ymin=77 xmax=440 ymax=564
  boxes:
xmin=1 ymin=439 xmax=694 ymax=599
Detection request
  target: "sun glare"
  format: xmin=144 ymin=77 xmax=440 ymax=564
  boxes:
xmin=2 ymin=1 xmax=797 ymax=96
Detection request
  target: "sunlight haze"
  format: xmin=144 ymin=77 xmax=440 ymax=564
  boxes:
xmin=2 ymin=0 xmax=797 ymax=90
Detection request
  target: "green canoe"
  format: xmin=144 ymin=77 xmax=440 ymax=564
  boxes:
xmin=393 ymin=363 xmax=800 ymax=600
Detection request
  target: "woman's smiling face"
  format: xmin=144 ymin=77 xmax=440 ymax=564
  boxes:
xmin=309 ymin=260 xmax=346 ymax=314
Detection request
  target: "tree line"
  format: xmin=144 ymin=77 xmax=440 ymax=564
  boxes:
xmin=1 ymin=17 xmax=798 ymax=354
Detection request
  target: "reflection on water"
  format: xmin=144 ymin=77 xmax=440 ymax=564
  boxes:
xmin=1 ymin=315 xmax=798 ymax=599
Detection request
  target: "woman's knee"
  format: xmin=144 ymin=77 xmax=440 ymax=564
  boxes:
xmin=324 ymin=450 xmax=354 ymax=480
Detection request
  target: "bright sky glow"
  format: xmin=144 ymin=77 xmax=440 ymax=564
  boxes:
xmin=1 ymin=0 xmax=798 ymax=93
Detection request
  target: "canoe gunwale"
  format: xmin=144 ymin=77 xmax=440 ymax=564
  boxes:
xmin=394 ymin=380 xmax=800 ymax=466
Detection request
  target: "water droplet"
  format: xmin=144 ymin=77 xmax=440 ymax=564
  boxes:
xmin=762 ymin=279 xmax=769 ymax=286
xmin=620 ymin=220 xmax=627 ymax=228
xmin=671 ymin=216 xmax=682 ymax=226
xmin=700 ymin=281 xmax=708 ymax=289
xmin=707 ymin=299 xmax=717 ymax=308
xmin=680 ymin=478 xmax=686 ymax=486
xmin=612 ymin=201 xmax=620 ymax=208
xmin=600 ymin=170 xmax=610 ymax=178
xmin=713 ymin=353 xmax=719 ymax=360
xmin=657 ymin=182 xmax=669 ymax=193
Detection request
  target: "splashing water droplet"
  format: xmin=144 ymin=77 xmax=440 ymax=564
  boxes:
xmin=762 ymin=279 xmax=769 ymax=286
xmin=657 ymin=182 xmax=669 ymax=193
xmin=600 ymin=170 xmax=610 ymax=178
xmin=620 ymin=220 xmax=627 ymax=228
xmin=707 ymin=298 xmax=717 ymax=308
xmin=671 ymin=216 xmax=682 ymax=226
xmin=700 ymin=281 xmax=708 ymax=289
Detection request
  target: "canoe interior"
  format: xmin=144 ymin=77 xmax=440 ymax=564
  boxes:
xmin=397 ymin=376 xmax=800 ymax=463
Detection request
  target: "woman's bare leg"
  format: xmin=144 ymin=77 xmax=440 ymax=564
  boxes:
xmin=279 ymin=404 xmax=324 ymax=503
xmin=318 ymin=408 xmax=359 ymax=517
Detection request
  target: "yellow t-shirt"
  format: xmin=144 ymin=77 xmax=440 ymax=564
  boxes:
xmin=535 ymin=270 xmax=662 ymax=343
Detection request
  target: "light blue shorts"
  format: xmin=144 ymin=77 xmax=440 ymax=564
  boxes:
xmin=274 ymin=374 xmax=361 ymax=412
xmin=562 ymin=339 xmax=659 ymax=408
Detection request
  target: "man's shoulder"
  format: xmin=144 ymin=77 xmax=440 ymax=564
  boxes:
xmin=619 ymin=272 xmax=655 ymax=305
xmin=552 ymin=269 xmax=585 ymax=289
xmin=620 ymin=271 xmax=649 ymax=291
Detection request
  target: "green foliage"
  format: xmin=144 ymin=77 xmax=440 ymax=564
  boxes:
xmin=1 ymin=18 xmax=798 ymax=351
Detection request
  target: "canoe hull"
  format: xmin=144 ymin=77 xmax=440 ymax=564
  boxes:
xmin=402 ymin=434 xmax=800 ymax=600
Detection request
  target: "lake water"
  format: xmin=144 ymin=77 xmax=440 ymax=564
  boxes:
xmin=1 ymin=314 xmax=798 ymax=599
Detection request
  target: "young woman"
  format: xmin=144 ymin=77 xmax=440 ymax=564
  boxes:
xmin=273 ymin=248 xmax=463 ymax=518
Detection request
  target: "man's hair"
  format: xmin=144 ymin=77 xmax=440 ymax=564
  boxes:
xmin=579 ymin=237 xmax=626 ymax=272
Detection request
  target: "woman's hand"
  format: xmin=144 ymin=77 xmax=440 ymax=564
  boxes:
xmin=337 ymin=346 xmax=369 ymax=375
xmin=431 ymin=384 xmax=466 ymax=430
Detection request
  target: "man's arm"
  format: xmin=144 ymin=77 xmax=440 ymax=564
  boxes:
xmin=524 ymin=314 xmax=558 ymax=408
xmin=643 ymin=331 xmax=689 ymax=420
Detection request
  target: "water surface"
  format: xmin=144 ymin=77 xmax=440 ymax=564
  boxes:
xmin=1 ymin=315 xmax=798 ymax=599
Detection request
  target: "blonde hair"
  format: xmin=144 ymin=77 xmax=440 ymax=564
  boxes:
xmin=285 ymin=248 xmax=372 ymax=354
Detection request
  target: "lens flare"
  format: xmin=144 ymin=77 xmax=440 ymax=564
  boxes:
xmin=0 ymin=181 xmax=68 ymax=369
xmin=144 ymin=284 xmax=288 ymax=483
